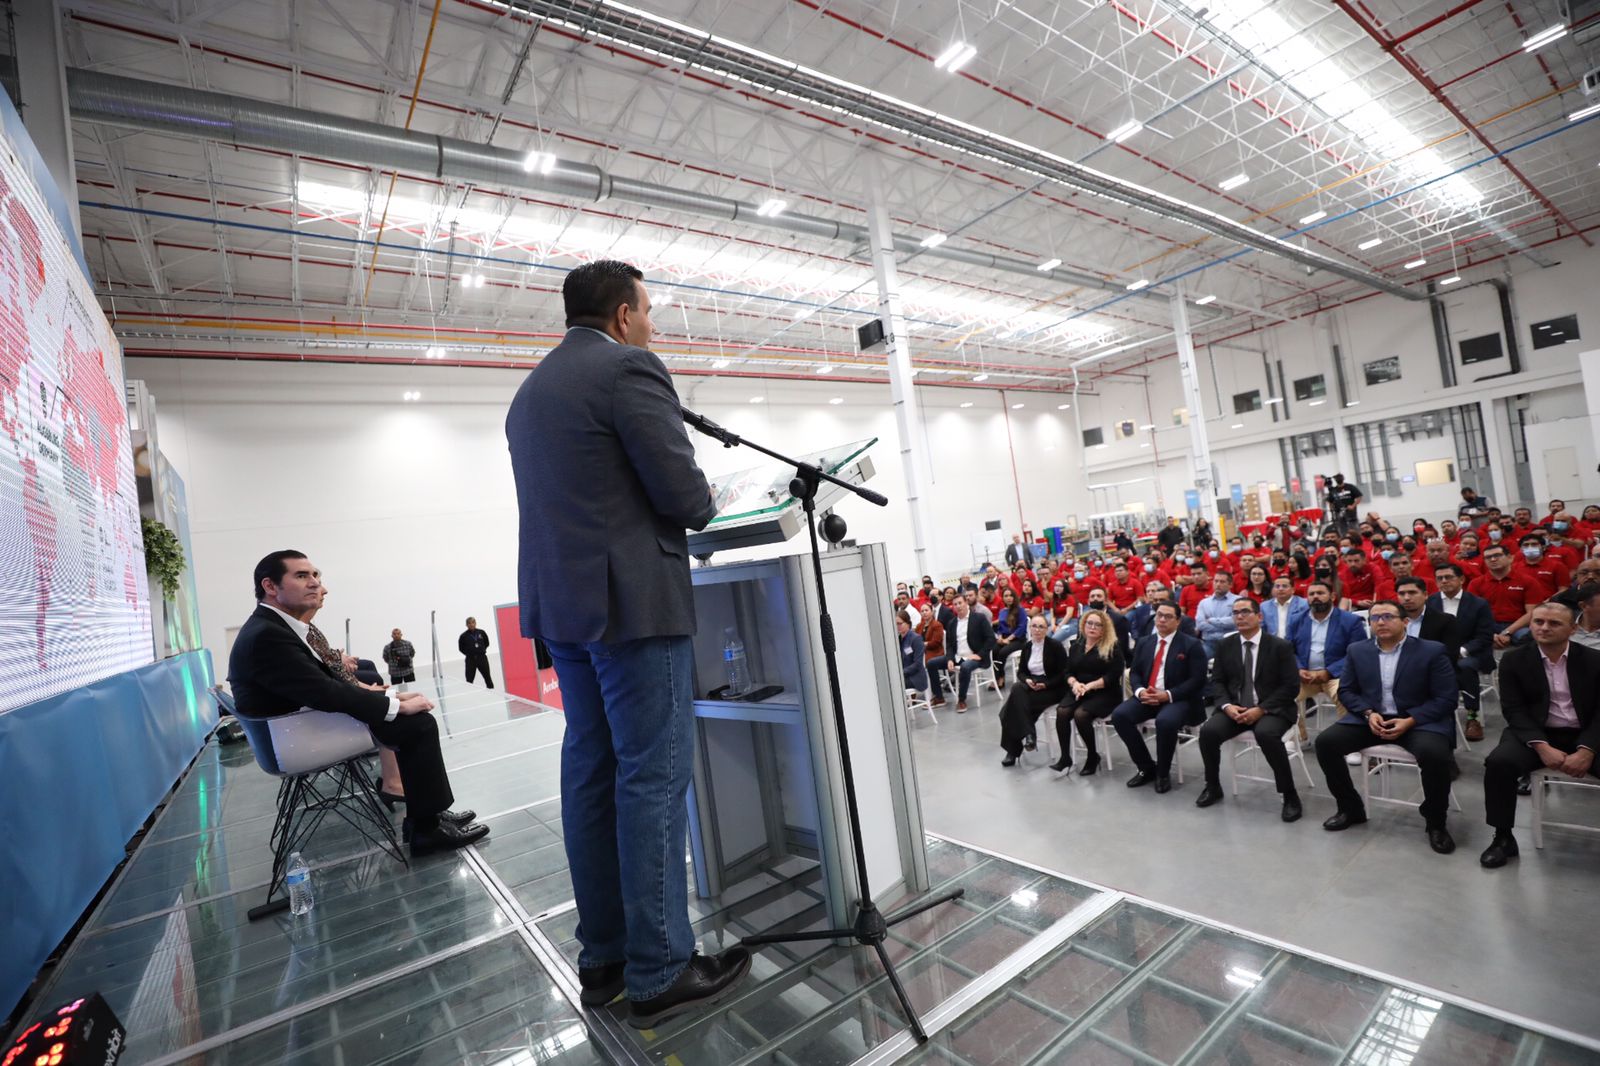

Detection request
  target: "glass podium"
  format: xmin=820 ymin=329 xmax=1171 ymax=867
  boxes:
xmin=684 ymin=437 xmax=928 ymax=929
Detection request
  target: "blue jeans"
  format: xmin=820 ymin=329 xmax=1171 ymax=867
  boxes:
xmin=545 ymin=635 xmax=695 ymax=999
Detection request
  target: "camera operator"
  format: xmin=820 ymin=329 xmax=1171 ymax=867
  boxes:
xmin=1326 ymin=473 xmax=1363 ymax=536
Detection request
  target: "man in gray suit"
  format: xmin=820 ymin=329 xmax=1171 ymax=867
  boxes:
xmin=506 ymin=260 xmax=749 ymax=1028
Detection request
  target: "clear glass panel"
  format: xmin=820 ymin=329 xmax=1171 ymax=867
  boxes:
xmin=705 ymin=437 xmax=876 ymax=523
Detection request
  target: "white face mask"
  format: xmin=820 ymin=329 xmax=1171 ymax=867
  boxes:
xmin=1145 ymin=562 xmax=1156 ymax=572
xmin=1488 ymin=529 xmax=1502 ymax=542
xmin=1522 ymin=547 xmax=1541 ymax=562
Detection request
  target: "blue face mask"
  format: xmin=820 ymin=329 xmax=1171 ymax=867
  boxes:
xmin=1554 ymin=521 xmax=1569 ymax=532
xmin=1145 ymin=562 xmax=1156 ymax=572
xmin=1489 ymin=529 xmax=1502 ymax=542
xmin=1386 ymin=532 xmax=1400 ymax=542
xmin=1381 ymin=549 xmax=1394 ymax=560
xmin=1209 ymin=550 xmax=1220 ymax=559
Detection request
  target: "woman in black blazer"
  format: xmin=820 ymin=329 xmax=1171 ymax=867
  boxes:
xmin=1051 ymin=609 xmax=1126 ymax=775
xmin=999 ymin=616 xmax=1070 ymax=765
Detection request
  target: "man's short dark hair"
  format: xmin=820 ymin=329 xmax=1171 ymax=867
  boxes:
xmin=563 ymin=260 xmax=643 ymax=329
xmin=1307 ymin=580 xmax=1332 ymax=594
xmin=253 ymin=549 xmax=307 ymax=601
xmin=1153 ymin=602 xmax=1180 ymax=620
xmin=1394 ymin=576 xmax=1426 ymax=593
xmin=1368 ymin=598 xmax=1403 ymax=616
xmin=1483 ymin=544 xmax=1507 ymax=558
xmin=1433 ymin=563 xmax=1463 ymax=578
xmin=1537 ymin=597 xmax=1579 ymax=621
xmin=1233 ymin=598 xmax=1260 ymax=614
xmin=1461 ymin=487 xmax=1475 ymax=496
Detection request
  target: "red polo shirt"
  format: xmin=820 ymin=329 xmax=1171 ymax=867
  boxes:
xmin=1103 ymin=576 xmax=1145 ymax=610
xmin=1469 ymin=568 xmax=1552 ymax=624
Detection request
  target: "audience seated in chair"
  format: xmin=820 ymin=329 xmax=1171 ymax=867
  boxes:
xmin=998 ymin=616 xmax=1069 ymax=766
xmin=1111 ymin=602 xmax=1208 ymax=794
xmin=1050 ymin=609 xmax=1125 ymax=776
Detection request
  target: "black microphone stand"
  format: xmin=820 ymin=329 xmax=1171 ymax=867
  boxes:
xmin=683 ymin=407 xmax=964 ymax=1043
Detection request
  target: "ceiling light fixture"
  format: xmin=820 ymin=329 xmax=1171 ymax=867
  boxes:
xmin=972 ymin=373 xmax=990 ymax=382
xmin=749 ymin=396 xmax=765 ymax=404
xmin=756 ymin=197 xmax=789 ymax=217
xmin=1404 ymin=257 xmax=1427 ymax=269
xmin=1058 ymin=403 xmax=1071 ymax=410
xmin=1439 ymin=275 xmax=1462 ymax=286
xmin=959 ymin=401 xmax=974 ymax=408
xmin=1299 ymin=209 xmax=1327 ymax=225
xmin=1358 ymin=237 xmax=1384 ymax=251
xmin=1011 ymin=402 xmax=1025 ymax=409
xmin=1231 ymin=423 xmax=1244 ymax=429
xmin=1037 ymin=257 xmax=1062 ymax=272
xmin=1345 ymin=401 xmax=1361 ymax=407
xmin=1140 ymin=423 xmax=1156 ymax=430
xmin=1569 ymin=102 xmax=1600 ymax=122
xmin=521 ymin=151 xmax=556 ymax=175
xmin=816 ymin=364 xmax=834 ymax=374
xmin=402 ymin=390 xmax=421 ymax=402
xmin=711 ymin=358 xmax=730 ymax=369
xmin=919 ymin=232 xmax=948 ymax=249
xmin=933 ymin=41 xmax=978 ymax=72
xmin=1126 ymin=279 xmax=1151 ymax=291
xmin=424 ymin=346 xmax=445 ymax=359
xmin=1218 ymin=173 xmax=1249 ymax=191
xmin=828 ymin=397 xmax=844 ymax=405
xmin=1194 ymin=294 xmax=1217 ymax=306
xmin=1523 ymin=24 xmax=1568 ymax=51
xmin=1107 ymin=120 xmax=1144 ymax=143
xmin=1308 ymin=399 xmax=1326 ymax=406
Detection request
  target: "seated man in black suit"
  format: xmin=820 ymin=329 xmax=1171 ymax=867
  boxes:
xmin=1313 ymin=600 xmax=1459 ymax=854
xmin=229 ymin=550 xmax=487 ymax=855
xmin=943 ymin=596 xmax=996 ymax=711
xmin=1195 ymin=598 xmax=1304 ymax=821
xmin=1428 ymin=564 xmax=1495 ymax=741
xmin=1479 ymin=600 xmax=1600 ymax=867
xmin=1111 ymin=602 xmax=1209 ymax=793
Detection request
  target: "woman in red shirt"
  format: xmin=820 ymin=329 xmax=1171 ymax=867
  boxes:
xmin=1242 ymin=564 xmax=1273 ymax=605
xmin=1017 ymin=577 xmax=1046 ymax=615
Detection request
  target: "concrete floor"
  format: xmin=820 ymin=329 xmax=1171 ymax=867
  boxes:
xmin=909 ymin=687 xmax=1600 ymax=1041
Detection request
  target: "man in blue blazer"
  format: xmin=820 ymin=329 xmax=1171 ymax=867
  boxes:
xmin=1314 ymin=599 xmax=1460 ymax=854
xmin=1260 ymin=577 xmax=1309 ymax=642
xmin=1428 ymin=563 xmax=1496 ymax=741
xmin=506 ymin=261 xmax=748 ymax=1026
xmin=1111 ymin=602 xmax=1209 ymax=792
xmin=1287 ymin=581 xmax=1367 ymax=704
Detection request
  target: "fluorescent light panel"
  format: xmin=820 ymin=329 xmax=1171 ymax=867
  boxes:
xmin=919 ymin=232 xmax=947 ymax=248
xmin=959 ymin=401 xmax=974 ymax=408
xmin=1218 ymin=173 xmax=1249 ymax=191
xmin=933 ymin=41 xmax=977 ymax=72
xmin=1523 ymin=24 xmax=1568 ymax=51
xmin=1569 ymin=102 xmax=1600 ymax=122
xmin=1037 ymin=257 xmax=1062 ymax=271
xmin=1194 ymin=294 xmax=1217 ymax=306
xmin=1011 ymin=402 xmax=1025 ymax=409
xmin=972 ymin=373 xmax=989 ymax=382
xmin=1299 ymin=209 xmax=1327 ymax=224
xmin=1107 ymin=120 xmax=1144 ymax=143
xmin=1126 ymin=279 xmax=1150 ymax=291
xmin=522 ymin=151 xmax=556 ymax=175
xmin=1439 ymin=275 xmax=1462 ymax=286
xmin=1404 ymin=257 xmax=1427 ymax=269
xmin=756 ymin=198 xmax=788 ymax=217
xmin=1358 ymin=237 xmax=1384 ymax=250
xmin=815 ymin=364 xmax=834 ymax=374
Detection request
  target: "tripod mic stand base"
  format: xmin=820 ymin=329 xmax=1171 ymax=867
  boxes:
xmin=741 ymin=885 xmax=967 ymax=1042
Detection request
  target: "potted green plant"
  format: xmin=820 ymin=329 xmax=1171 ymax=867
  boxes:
xmin=141 ymin=517 xmax=187 ymax=601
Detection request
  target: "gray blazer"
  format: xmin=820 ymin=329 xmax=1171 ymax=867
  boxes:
xmin=506 ymin=327 xmax=717 ymax=644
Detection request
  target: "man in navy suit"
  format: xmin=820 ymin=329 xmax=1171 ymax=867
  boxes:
xmin=506 ymin=261 xmax=748 ymax=1026
xmin=1111 ymin=602 xmax=1209 ymax=793
xmin=1428 ymin=563 xmax=1495 ymax=741
xmin=1287 ymin=581 xmax=1366 ymax=705
xmin=1314 ymin=599 xmax=1460 ymax=854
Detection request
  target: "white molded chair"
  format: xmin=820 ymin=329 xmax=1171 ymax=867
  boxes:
xmin=905 ymin=687 xmax=937 ymax=727
xmin=235 ymin=706 xmax=407 ymax=920
xmin=1227 ymin=731 xmax=1315 ymax=796
xmin=1529 ymin=769 xmax=1600 ymax=850
xmin=1357 ymin=743 xmax=1462 ymax=812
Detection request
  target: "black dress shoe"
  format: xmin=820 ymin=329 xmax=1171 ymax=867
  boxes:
xmin=1154 ymin=774 xmax=1172 ymax=794
xmin=1048 ymin=757 xmax=1072 ymax=773
xmin=1281 ymin=795 xmax=1303 ymax=823
xmin=407 ymin=818 xmax=490 ymax=856
xmin=1322 ymin=810 xmax=1368 ymax=831
xmin=1479 ymin=832 xmax=1519 ymax=868
xmin=1516 ymin=774 xmax=1532 ymax=796
xmin=1427 ymin=825 xmax=1456 ymax=855
xmin=1126 ymin=769 xmax=1155 ymax=788
xmin=1194 ymin=784 xmax=1224 ymax=808
xmin=1079 ymin=753 xmax=1100 ymax=777
xmin=629 ymin=947 xmax=752 ymax=1030
xmin=440 ymin=809 xmax=476 ymax=825
xmin=1001 ymin=755 xmax=1018 ymax=767
xmin=578 ymin=961 xmax=626 ymax=1007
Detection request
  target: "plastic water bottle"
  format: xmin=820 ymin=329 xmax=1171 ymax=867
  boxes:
xmin=723 ymin=627 xmax=751 ymax=698
xmin=286 ymin=852 xmax=315 ymax=916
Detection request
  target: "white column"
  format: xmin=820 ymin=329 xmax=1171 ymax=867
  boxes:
xmin=863 ymin=154 xmax=934 ymax=576
xmin=1479 ymin=395 xmax=1515 ymax=505
xmin=1170 ymin=281 xmax=1218 ymax=527
xmin=13 ymin=0 xmax=80 ymax=240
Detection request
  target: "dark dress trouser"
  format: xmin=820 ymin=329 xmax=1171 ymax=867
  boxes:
xmin=1482 ymin=728 xmax=1597 ymax=829
xmin=1197 ymin=713 xmax=1297 ymax=794
xmin=466 ymin=653 xmax=495 ymax=687
xmin=999 ymin=684 xmax=1066 ymax=757
xmin=368 ymin=711 xmax=454 ymax=822
xmin=1112 ymin=697 xmax=1200 ymax=775
xmin=1314 ymin=722 xmax=1454 ymax=827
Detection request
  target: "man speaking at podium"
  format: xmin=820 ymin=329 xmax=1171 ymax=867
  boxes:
xmin=506 ymin=260 xmax=750 ymax=1028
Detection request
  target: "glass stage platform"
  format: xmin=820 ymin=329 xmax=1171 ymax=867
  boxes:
xmin=16 ymin=674 xmax=1599 ymax=1066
